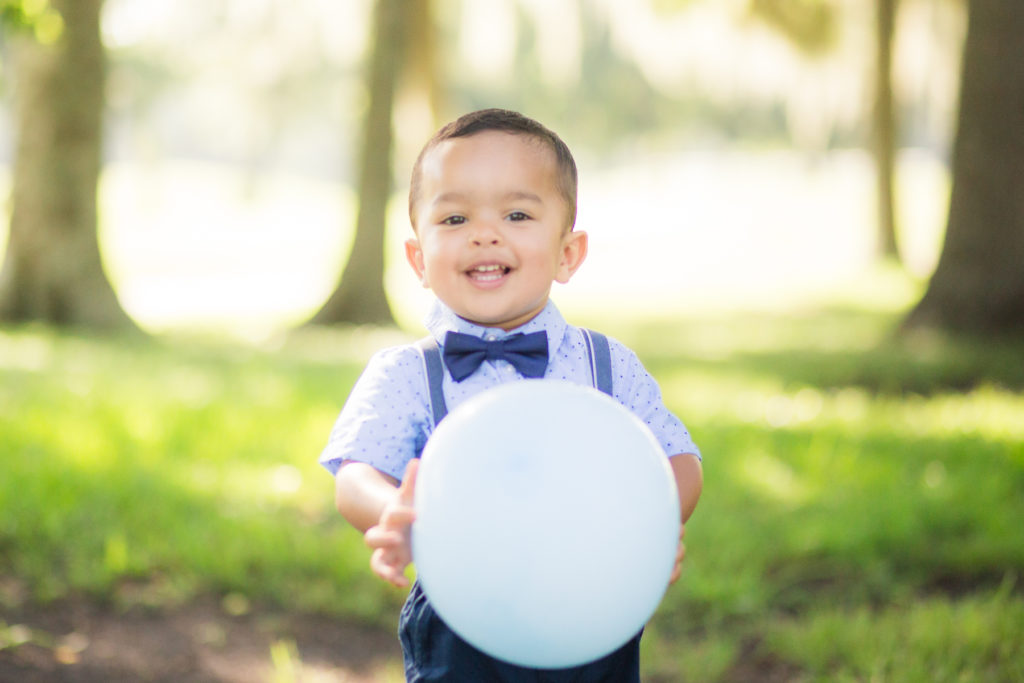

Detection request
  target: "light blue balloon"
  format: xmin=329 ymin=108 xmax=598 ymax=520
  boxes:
xmin=413 ymin=380 xmax=680 ymax=669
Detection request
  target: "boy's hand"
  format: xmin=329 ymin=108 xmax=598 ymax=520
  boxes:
xmin=669 ymin=524 xmax=686 ymax=585
xmin=365 ymin=459 xmax=418 ymax=587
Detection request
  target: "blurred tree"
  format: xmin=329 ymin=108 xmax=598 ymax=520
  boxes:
xmin=403 ymin=0 xmax=444 ymax=125
xmin=309 ymin=0 xmax=416 ymax=326
xmin=872 ymin=0 xmax=900 ymax=261
xmin=751 ymin=0 xmax=902 ymax=263
xmin=450 ymin=0 xmax=672 ymax=153
xmin=904 ymin=0 xmax=1024 ymax=335
xmin=0 ymin=0 xmax=135 ymax=329
xmin=749 ymin=0 xmax=838 ymax=56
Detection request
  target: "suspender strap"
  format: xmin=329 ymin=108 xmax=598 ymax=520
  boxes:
xmin=417 ymin=329 xmax=613 ymax=427
xmin=417 ymin=337 xmax=449 ymax=426
xmin=582 ymin=328 xmax=613 ymax=396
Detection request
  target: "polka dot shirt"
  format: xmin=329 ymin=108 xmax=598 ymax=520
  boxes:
xmin=319 ymin=300 xmax=700 ymax=481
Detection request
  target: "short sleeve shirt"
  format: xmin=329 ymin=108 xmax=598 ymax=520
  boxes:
xmin=319 ymin=300 xmax=700 ymax=480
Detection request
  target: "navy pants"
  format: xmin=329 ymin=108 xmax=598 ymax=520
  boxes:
xmin=399 ymin=582 xmax=642 ymax=682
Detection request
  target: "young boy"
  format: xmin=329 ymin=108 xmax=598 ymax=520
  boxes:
xmin=320 ymin=109 xmax=703 ymax=682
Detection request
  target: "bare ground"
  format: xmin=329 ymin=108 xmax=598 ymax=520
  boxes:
xmin=0 ymin=595 xmax=403 ymax=683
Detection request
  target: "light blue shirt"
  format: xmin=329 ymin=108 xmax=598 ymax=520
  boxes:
xmin=319 ymin=300 xmax=700 ymax=481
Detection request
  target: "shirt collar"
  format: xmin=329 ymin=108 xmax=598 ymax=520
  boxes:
xmin=424 ymin=299 xmax=567 ymax=359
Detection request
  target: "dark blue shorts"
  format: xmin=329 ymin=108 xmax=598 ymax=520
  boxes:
xmin=399 ymin=581 xmax=642 ymax=682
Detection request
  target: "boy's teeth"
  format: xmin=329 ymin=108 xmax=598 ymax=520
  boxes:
xmin=470 ymin=265 xmax=506 ymax=281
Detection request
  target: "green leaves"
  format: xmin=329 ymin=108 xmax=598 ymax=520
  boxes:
xmin=0 ymin=0 xmax=63 ymax=44
xmin=748 ymin=0 xmax=840 ymax=56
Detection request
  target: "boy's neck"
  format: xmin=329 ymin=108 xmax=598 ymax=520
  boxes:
xmin=452 ymin=300 xmax=550 ymax=333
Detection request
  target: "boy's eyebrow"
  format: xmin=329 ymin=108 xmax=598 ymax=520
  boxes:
xmin=432 ymin=190 xmax=544 ymax=205
xmin=502 ymin=191 xmax=543 ymax=203
xmin=433 ymin=192 xmax=467 ymax=205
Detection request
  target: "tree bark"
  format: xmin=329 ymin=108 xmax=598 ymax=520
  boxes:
xmin=874 ymin=0 xmax=900 ymax=261
xmin=903 ymin=0 xmax=1024 ymax=335
xmin=404 ymin=0 xmax=444 ymax=125
xmin=0 ymin=0 xmax=134 ymax=329
xmin=309 ymin=0 xmax=407 ymax=326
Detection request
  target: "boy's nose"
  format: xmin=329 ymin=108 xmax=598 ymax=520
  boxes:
xmin=469 ymin=221 xmax=502 ymax=246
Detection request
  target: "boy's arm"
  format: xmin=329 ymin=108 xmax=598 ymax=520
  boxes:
xmin=335 ymin=461 xmax=401 ymax=533
xmin=335 ymin=460 xmax=419 ymax=587
xmin=668 ymin=453 xmax=703 ymax=584
xmin=670 ymin=453 xmax=703 ymax=523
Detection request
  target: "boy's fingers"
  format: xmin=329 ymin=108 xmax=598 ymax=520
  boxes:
xmin=364 ymin=526 xmax=399 ymax=549
xmin=366 ymin=460 xmax=419 ymax=589
xmin=371 ymin=549 xmax=411 ymax=587
xmin=669 ymin=533 xmax=686 ymax=585
xmin=379 ymin=504 xmax=416 ymax=529
xmin=365 ymin=522 xmax=414 ymax=549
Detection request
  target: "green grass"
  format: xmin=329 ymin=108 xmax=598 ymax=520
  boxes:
xmin=2 ymin=309 xmax=1023 ymax=681
xmin=0 ymin=325 xmax=412 ymax=623
xmin=603 ymin=311 xmax=1024 ymax=681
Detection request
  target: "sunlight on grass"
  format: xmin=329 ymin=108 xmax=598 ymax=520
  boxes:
xmin=0 ymin=329 xmax=399 ymax=619
xmin=739 ymin=451 xmax=811 ymax=504
xmin=98 ymin=161 xmax=355 ymax=339
xmin=668 ymin=374 xmax=1024 ymax=444
xmin=0 ymin=326 xmax=55 ymax=372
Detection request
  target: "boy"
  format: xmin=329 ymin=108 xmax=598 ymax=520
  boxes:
xmin=320 ymin=109 xmax=703 ymax=681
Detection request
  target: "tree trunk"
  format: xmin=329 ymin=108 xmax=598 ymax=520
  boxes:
xmin=0 ymin=0 xmax=134 ymax=329
xmin=309 ymin=0 xmax=407 ymax=326
xmin=404 ymin=0 xmax=444 ymax=126
xmin=903 ymin=0 xmax=1024 ymax=335
xmin=874 ymin=0 xmax=900 ymax=261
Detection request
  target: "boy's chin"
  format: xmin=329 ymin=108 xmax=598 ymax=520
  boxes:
xmin=461 ymin=307 xmax=546 ymax=331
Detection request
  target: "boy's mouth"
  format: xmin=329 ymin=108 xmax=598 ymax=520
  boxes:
xmin=467 ymin=263 xmax=511 ymax=282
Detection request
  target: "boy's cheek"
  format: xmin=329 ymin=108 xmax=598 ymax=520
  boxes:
xmin=412 ymin=263 xmax=430 ymax=288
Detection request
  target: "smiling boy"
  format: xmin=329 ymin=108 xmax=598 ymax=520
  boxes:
xmin=405 ymin=116 xmax=585 ymax=331
xmin=320 ymin=109 xmax=703 ymax=681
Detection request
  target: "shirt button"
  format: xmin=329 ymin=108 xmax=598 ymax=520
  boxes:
xmin=486 ymin=335 xmax=497 ymax=341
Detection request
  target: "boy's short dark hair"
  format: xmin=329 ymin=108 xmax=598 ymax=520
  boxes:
xmin=408 ymin=109 xmax=578 ymax=230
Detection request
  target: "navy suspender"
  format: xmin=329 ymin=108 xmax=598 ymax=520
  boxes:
xmin=418 ymin=329 xmax=612 ymax=426
xmin=581 ymin=328 xmax=613 ymax=397
xmin=417 ymin=336 xmax=449 ymax=427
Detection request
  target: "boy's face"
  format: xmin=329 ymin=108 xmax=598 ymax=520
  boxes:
xmin=406 ymin=131 xmax=587 ymax=330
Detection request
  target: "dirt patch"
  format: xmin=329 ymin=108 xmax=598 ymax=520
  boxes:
xmin=0 ymin=596 xmax=403 ymax=682
xmin=720 ymin=637 xmax=803 ymax=683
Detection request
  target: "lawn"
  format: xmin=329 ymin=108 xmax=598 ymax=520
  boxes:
xmin=1 ymin=303 xmax=1022 ymax=681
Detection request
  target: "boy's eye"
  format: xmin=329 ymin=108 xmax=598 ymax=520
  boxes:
xmin=441 ymin=215 xmax=466 ymax=226
xmin=507 ymin=211 xmax=530 ymax=222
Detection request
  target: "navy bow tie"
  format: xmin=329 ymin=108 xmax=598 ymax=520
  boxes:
xmin=442 ymin=331 xmax=549 ymax=382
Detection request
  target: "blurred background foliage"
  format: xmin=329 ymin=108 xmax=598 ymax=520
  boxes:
xmin=87 ymin=0 xmax=958 ymax=171
xmin=1 ymin=0 xmax=978 ymax=337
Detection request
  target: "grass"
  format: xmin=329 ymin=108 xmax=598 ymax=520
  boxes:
xmin=2 ymin=306 xmax=1023 ymax=681
xmin=0 ymin=325 xmax=411 ymax=624
xmin=605 ymin=311 xmax=1024 ymax=681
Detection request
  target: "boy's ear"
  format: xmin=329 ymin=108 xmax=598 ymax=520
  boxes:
xmin=555 ymin=229 xmax=587 ymax=284
xmin=405 ymin=238 xmax=429 ymax=287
